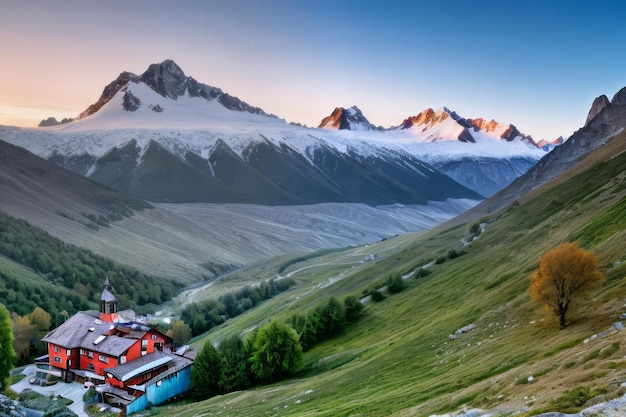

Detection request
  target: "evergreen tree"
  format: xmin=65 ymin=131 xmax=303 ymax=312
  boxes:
xmin=0 ymin=303 xmax=17 ymax=390
xmin=218 ymin=335 xmax=250 ymax=392
xmin=320 ymin=297 xmax=346 ymax=336
xmin=191 ymin=341 xmax=220 ymax=399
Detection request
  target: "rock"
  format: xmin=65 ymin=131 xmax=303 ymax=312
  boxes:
xmin=585 ymin=94 xmax=610 ymax=125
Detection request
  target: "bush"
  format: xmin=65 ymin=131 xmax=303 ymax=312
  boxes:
xmin=435 ymin=256 xmax=447 ymax=265
xmin=344 ymin=296 xmax=364 ymax=323
xmin=83 ymin=387 xmax=97 ymax=403
xmin=547 ymin=386 xmax=593 ymax=413
xmin=43 ymin=407 xmax=78 ymax=417
xmin=387 ymin=275 xmax=405 ymax=294
xmin=370 ymin=290 xmax=385 ymax=302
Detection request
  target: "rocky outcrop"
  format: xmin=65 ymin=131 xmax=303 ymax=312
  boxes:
xmin=400 ymin=108 xmax=449 ymax=129
xmin=318 ymin=106 xmax=379 ymax=130
xmin=79 ymin=71 xmax=139 ymax=118
xmin=585 ymin=94 xmax=610 ymax=126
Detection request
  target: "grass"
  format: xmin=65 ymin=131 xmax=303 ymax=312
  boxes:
xmin=117 ymin=142 xmax=626 ymax=416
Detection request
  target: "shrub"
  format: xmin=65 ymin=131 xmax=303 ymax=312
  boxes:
xmin=547 ymin=386 xmax=593 ymax=413
xmin=82 ymin=387 xmax=97 ymax=403
xmin=344 ymin=296 xmax=364 ymax=323
xmin=387 ymin=275 xmax=405 ymax=294
xmin=370 ymin=290 xmax=385 ymax=302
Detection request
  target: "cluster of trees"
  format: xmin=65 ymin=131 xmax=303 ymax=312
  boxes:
xmin=0 ymin=271 xmax=92 ymax=321
xmin=287 ymin=296 xmax=363 ymax=351
xmin=11 ymin=306 xmax=52 ymax=364
xmin=191 ymin=295 xmax=365 ymax=400
xmin=0 ymin=212 xmax=180 ymax=314
xmin=191 ymin=321 xmax=303 ymax=399
xmin=181 ymin=279 xmax=294 ymax=336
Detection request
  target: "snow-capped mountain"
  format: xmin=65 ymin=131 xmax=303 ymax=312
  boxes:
xmin=317 ymin=105 xmax=548 ymax=196
xmin=3 ymin=60 xmax=548 ymax=201
xmin=318 ymin=106 xmax=382 ymax=131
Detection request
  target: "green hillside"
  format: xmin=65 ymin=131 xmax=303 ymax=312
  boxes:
xmin=0 ymin=211 xmax=181 ymax=321
xmin=157 ymin=133 xmax=626 ymax=416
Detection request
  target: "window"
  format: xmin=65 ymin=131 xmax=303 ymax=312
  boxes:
xmin=141 ymin=340 xmax=148 ymax=347
xmin=80 ymin=349 xmax=85 ymax=356
xmin=66 ymin=349 xmax=71 ymax=356
xmin=98 ymin=355 xmax=108 ymax=364
xmin=151 ymin=334 xmax=157 ymax=340
xmin=88 ymin=351 xmax=94 ymax=359
xmin=120 ymin=356 xmax=126 ymax=365
xmin=53 ymin=356 xmax=62 ymax=363
xmin=53 ymin=346 xmax=60 ymax=353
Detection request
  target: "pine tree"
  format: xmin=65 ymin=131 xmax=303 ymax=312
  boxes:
xmin=190 ymin=341 xmax=220 ymax=399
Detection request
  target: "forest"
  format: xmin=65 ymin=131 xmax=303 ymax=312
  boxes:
xmin=0 ymin=211 xmax=181 ymax=321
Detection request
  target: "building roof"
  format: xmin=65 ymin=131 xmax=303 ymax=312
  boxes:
xmin=101 ymin=288 xmax=117 ymax=303
xmin=144 ymin=354 xmax=194 ymax=388
xmin=42 ymin=311 xmax=102 ymax=348
xmin=42 ymin=311 xmax=147 ymax=357
xmin=104 ymin=351 xmax=172 ymax=382
xmin=81 ymin=325 xmax=139 ymax=357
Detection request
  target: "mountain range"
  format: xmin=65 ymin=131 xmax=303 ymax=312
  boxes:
xmin=5 ymin=60 xmax=547 ymax=201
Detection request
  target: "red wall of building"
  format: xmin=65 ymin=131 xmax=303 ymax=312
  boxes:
xmin=48 ymin=343 xmax=77 ymax=371
xmin=78 ymin=349 xmax=121 ymax=376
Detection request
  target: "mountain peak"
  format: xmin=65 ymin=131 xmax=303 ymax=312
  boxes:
xmin=610 ymin=86 xmax=626 ymax=106
xmin=141 ymin=59 xmax=188 ymax=99
xmin=585 ymin=94 xmax=610 ymax=126
xmin=318 ymin=105 xmax=379 ymax=131
xmin=77 ymin=60 xmax=276 ymax=121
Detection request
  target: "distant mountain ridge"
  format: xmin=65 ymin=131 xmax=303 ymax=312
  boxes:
xmin=319 ymin=105 xmax=541 ymax=146
xmin=452 ymin=86 xmax=626 ymax=220
xmin=21 ymin=59 xmax=548 ymax=200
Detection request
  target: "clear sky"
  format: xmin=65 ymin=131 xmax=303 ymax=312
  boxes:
xmin=1 ymin=0 xmax=625 ymax=141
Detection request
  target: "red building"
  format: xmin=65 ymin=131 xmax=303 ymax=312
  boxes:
xmin=41 ymin=278 xmax=193 ymax=413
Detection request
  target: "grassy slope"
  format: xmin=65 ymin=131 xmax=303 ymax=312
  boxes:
xmin=160 ymin=136 xmax=626 ymax=416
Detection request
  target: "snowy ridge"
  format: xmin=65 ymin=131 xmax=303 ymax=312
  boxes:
xmin=7 ymin=74 xmax=547 ymax=166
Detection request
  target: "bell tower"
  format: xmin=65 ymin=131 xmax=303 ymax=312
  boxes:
xmin=100 ymin=276 xmax=119 ymax=322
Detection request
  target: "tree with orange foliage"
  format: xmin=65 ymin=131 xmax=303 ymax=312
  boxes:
xmin=529 ymin=242 xmax=604 ymax=329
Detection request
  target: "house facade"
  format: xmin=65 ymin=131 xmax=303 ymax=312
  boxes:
xmin=41 ymin=278 xmax=193 ymax=414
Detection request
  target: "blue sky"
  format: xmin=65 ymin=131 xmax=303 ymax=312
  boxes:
xmin=1 ymin=0 xmax=625 ymax=140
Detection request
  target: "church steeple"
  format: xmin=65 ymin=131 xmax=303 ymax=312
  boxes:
xmin=100 ymin=276 xmax=118 ymax=322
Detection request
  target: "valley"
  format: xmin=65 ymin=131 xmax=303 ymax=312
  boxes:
xmin=2 ymin=58 xmax=626 ymax=417
xmin=153 ymin=130 xmax=626 ymax=416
